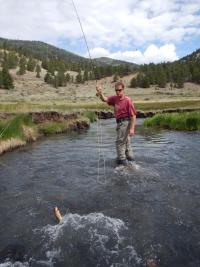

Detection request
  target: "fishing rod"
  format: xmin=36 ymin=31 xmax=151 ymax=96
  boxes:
xmin=71 ymin=0 xmax=96 ymax=73
xmin=71 ymin=0 xmax=106 ymax=183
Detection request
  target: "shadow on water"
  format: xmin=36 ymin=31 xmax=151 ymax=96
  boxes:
xmin=0 ymin=119 xmax=199 ymax=267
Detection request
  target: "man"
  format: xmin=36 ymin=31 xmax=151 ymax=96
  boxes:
xmin=96 ymin=81 xmax=137 ymax=166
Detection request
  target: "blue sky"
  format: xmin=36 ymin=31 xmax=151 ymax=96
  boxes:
xmin=0 ymin=0 xmax=200 ymax=64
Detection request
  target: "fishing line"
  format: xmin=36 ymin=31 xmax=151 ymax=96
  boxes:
xmin=70 ymin=0 xmax=106 ymax=183
xmin=71 ymin=0 xmax=96 ymax=72
xmin=0 ymin=118 xmax=14 ymax=139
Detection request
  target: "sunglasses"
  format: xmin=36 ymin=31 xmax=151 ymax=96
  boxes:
xmin=115 ymin=89 xmax=123 ymax=92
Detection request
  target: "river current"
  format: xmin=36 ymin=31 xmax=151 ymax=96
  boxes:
xmin=0 ymin=119 xmax=199 ymax=267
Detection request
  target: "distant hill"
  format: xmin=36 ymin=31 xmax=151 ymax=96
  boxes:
xmin=0 ymin=37 xmax=139 ymax=89
xmin=0 ymin=37 xmax=138 ymax=68
xmin=179 ymin=49 xmax=200 ymax=63
xmin=93 ymin=57 xmax=138 ymax=68
xmin=0 ymin=37 xmax=88 ymax=64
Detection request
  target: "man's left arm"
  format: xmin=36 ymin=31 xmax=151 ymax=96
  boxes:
xmin=129 ymin=115 xmax=136 ymax=136
xmin=128 ymin=99 xmax=137 ymax=136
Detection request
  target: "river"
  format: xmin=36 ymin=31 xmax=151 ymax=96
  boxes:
xmin=0 ymin=119 xmax=199 ymax=267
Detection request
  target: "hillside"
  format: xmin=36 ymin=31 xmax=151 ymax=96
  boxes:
xmin=180 ymin=49 xmax=200 ymax=62
xmin=0 ymin=37 xmax=200 ymax=107
xmin=130 ymin=48 xmax=200 ymax=89
xmin=0 ymin=37 xmax=138 ymax=68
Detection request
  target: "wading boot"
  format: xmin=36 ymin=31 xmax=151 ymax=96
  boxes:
xmin=126 ymin=155 xmax=135 ymax=162
xmin=117 ymin=159 xmax=128 ymax=166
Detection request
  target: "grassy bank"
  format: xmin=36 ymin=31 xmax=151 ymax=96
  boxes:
xmin=0 ymin=113 xmax=90 ymax=155
xmin=143 ymin=112 xmax=200 ymax=131
xmin=0 ymin=99 xmax=200 ymax=113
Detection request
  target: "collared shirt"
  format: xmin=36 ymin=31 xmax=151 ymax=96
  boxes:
xmin=107 ymin=95 xmax=137 ymax=119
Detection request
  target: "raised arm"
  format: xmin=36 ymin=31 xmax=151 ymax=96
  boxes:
xmin=96 ymin=85 xmax=108 ymax=102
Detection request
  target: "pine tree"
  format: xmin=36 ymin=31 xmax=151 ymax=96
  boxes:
xmin=27 ymin=57 xmax=36 ymax=72
xmin=53 ymin=75 xmax=59 ymax=88
xmin=83 ymin=70 xmax=88 ymax=82
xmin=76 ymin=71 xmax=83 ymax=83
xmin=130 ymin=77 xmax=137 ymax=88
xmin=113 ymin=73 xmax=119 ymax=82
xmin=65 ymin=73 xmax=71 ymax=83
xmin=36 ymin=64 xmax=41 ymax=78
xmin=157 ymin=68 xmax=166 ymax=88
xmin=176 ymin=73 xmax=184 ymax=88
xmin=44 ymin=72 xmax=52 ymax=84
xmin=17 ymin=57 xmax=27 ymax=75
xmin=94 ymin=67 xmax=101 ymax=80
xmin=2 ymin=67 xmax=14 ymax=89
xmin=0 ymin=70 xmax=3 ymax=88
xmin=5 ymin=51 xmax=18 ymax=69
xmin=57 ymin=71 xmax=66 ymax=86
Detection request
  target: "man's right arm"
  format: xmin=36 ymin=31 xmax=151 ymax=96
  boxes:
xmin=96 ymin=86 xmax=108 ymax=102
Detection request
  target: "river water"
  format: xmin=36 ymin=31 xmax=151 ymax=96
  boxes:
xmin=0 ymin=119 xmax=199 ymax=267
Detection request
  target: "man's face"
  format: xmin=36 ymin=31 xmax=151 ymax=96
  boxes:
xmin=115 ymin=85 xmax=124 ymax=97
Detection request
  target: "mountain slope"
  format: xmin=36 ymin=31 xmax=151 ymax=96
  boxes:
xmin=179 ymin=49 xmax=200 ymax=63
xmin=0 ymin=37 xmax=138 ymax=68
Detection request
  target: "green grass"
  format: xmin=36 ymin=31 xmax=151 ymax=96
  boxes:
xmin=83 ymin=111 xmax=98 ymax=122
xmin=135 ymin=99 xmax=200 ymax=111
xmin=0 ymin=99 xmax=199 ymax=113
xmin=39 ymin=121 xmax=67 ymax=135
xmin=0 ymin=114 xmax=33 ymax=140
xmin=0 ymin=102 xmax=110 ymax=113
xmin=143 ymin=112 xmax=200 ymax=131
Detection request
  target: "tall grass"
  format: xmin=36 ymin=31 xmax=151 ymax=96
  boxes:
xmin=0 ymin=114 xmax=33 ymax=140
xmin=0 ymin=102 xmax=110 ymax=113
xmin=0 ymin=99 xmax=200 ymax=113
xmin=38 ymin=121 xmax=67 ymax=135
xmin=143 ymin=112 xmax=200 ymax=131
xmin=83 ymin=111 xmax=97 ymax=122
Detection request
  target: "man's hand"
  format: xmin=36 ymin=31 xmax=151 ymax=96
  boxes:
xmin=96 ymin=85 xmax=102 ymax=97
xmin=129 ymin=128 xmax=135 ymax=136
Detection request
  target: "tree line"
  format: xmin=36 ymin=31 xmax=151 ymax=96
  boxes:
xmin=0 ymin=50 xmax=41 ymax=89
xmin=130 ymin=60 xmax=200 ymax=88
xmin=0 ymin=40 xmax=136 ymax=89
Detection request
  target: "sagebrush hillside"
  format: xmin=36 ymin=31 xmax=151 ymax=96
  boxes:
xmin=0 ymin=37 xmax=200 ymax=106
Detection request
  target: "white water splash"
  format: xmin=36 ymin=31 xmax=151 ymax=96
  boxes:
xmin=40 ymin=212 xmax=142 ymax=266
xmin=0 ymin=262 xmax=29 ymax=267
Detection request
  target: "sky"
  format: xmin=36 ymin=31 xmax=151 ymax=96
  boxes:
xmin=0 ymin=0 xmax=200 ymax=64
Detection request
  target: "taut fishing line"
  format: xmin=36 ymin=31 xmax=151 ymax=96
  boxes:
xmin=70 ymin=0 xmax=106 ymax=184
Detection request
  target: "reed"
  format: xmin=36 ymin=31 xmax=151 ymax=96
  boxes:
xmin=0 ymin=114 xmax=33 ymax=140
xmin=0 ymin=113 xmax=90 ymax=155
xmin=143 ymin=112 xmax=200 ymax=131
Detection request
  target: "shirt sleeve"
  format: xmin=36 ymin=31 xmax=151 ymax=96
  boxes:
xmin=127 ymin=99 xmax=137 ymax=117
xmin=107 ymin=96 xmax=116 ymax=106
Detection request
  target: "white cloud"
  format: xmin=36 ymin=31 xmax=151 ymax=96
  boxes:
xmin=88 ymin=44 xmax=178 ymax=64
xmin=89 ymin=47 xmax=110 ymax=58
xmin=0 ymin=0 xmax=199 ymax=53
